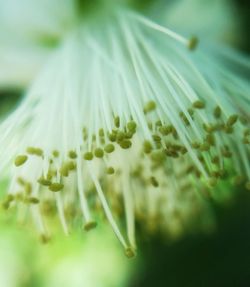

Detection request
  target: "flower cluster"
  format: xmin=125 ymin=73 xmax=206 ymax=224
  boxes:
xmin=0 ymin=1 xmax=249 ymax=257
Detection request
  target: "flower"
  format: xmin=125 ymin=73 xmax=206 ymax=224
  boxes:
xmin=0 ymin=1 xmax=249 ymax=257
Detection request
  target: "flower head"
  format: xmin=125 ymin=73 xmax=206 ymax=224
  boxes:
xmin=1 ymin=1 xmax=249 ymax=257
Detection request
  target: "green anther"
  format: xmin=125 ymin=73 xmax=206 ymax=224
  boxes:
xmin=206 ymin=134 xmax=215 ymax=146
xmin=2 ymin=201 xmax=10 ymax=210
xmin=25 ymin=183 xmax=32 ymax=195
xmin=200 ymin=142 xmax=210 ymax=152
xmin=191 ymin=142 xmax=200 ymax=149
xmin=152 ymin=134 xmax=161 ymax=142
xmin=104 ymin=144 xmax=115 ymax=153
xmin=106 ymin=167 xmax=115 ymax=174
xmin=155 ymin=120 xmax=162 ymax=127
xmin=226 ymin=115 xmax=238 ymax=126
xmin=59 ymin=165 xmax=69 ymax=177
xmin=99 ymin=128 xmax=104 ymax=137
xmin=150 ymin=176 xmax=159 ymax=187
xmin=68 ymin=150 xmax=77 ymax=159
xmin=108 ymin=132 xmax=116 ymax=142
xmin=151 ymin=150 xmax=164 ymax=162
xmin=188 ymin=36 xmax=198 ymax=50
xmin=116 ymin=131 xmax=125 ymax=141
xmin=67 ymin=161 xmax=76 ymax=170
xmin=84 ymin=221 xmax=98 ymax=231
xmin=143 ymin=141 xmax=152 ymax=154
xmin=124 ymin=247 xmax=136 ymax=259
xmin=193 ymin=100 xmax=205 ymax=109
xmin=211 ymin=156 xmax=220 ymax=164
xmin=188 ymin=108 xmax=194 ymax=117
xmin=52 ymin=150 xmax=59 ymax=157
xmin=119 ymin=140 xmax=132 ymax=149
xmin=159 ymin=125 xmax=173 ymax=136
xmin=15 ymin=193 xmax=24 ymax=201
xmin=38 ymin=177 xmax=52 ymax=186
xmin=84 ymin=152 xmax=93 ymax=160
xmin=6 ymin=194 xmax=14 ymax=202
xmin=148 ymin=122 xmax=153 ymax=130
xmin=165 ymin=149 xmax=179 ymax=158
xmin=14 ymin=155 xmax=28 ymax=167
xmin=221 ymin=150 xmax=232 ymax=158
xmin=125 ymin=131 xmax=133 ymax=139
xmin=47 ymin=169 xmax=56 ymax=180
xmin=17 ymin=177 xmax=26 ymax=186
xmin=26 ymin=147 xmax=43 ymax=156
xmin=114 ymin=116 xmax=120 ymax=128
xmin=40 ymin=234 xmax=51 ymax=244
xmin=127 ymin=121 xmax=137 ymax=131
xmin=49 ymin=183 xmax=64 ymax=192
xmin=203 ymin=124 xmax=215 ymax=133
xmin=213 ymin=106 xmax=221 ymax=118
xmin=224 ymin=126 xmax=234 ymax=134
xmin=28 ymin=197 xmax=40 ymax=204
xmin=143 ymin=100 xmax=156 ymax=113
xmin=94 ymin=148 xmax=104 ymax=158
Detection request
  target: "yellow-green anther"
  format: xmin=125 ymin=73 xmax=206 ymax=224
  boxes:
xmin=107 ymin=167 xmax=115 ymax=174
xmin=49 ymin=183 xmax=64 ymax=192
xmin=28 ymin=197 xmax=40 ymax=204
xmin=40 ymin=234 xmax=50 ymax=244
xmin=84 ymin=152 xmax=93 ymax=160
xmin=26 ymin=147 xmax=43 ymax=156
xmin=68 ymin=150 xmax=77 ymax=159
xmin=151 ymin=150 xmax=164 ymax=162
xmin=213 ymin=106 xmax=221 ymax=118
xmin=114 ymin=116 xmax=120 ymax=128
xmin=152 ymin=134 xmax=161 ymax=142
xmin=200 ymin=142 xmax=210 ymax=151
xmin=99 ymin=128 xmax=104 ymax=137
xmin=17 ymin=177 xmax=26 ymax=186
xmin=144 ymin=100 xmax=156 ymax=113
xmin=52 ymin=150 xmax=59 ymax=157
xmin=226 ymin=115 xmax=238 ymax=126
xmin=25 ymin=183 xmax=32 ymax=195
xmin=193 ymin=100 xmax=205 ymax=109
xmin=116 ymin=131 xmax=125 ymax=141
xmin=38 ymin=178 xmax=52 ymax=186
xmin=150 ymin=176 xmax=159 ymax=187
xmin=6 ymin=194 xmax=14 ymax=202
xmin=108 ymin=132 xmax=116 ymax=142
xmin=143 ymin=141 xmax=152 ymax=153
xmin=94 ymin=148 xmax=104 ymax=158
xmin=127 ymin=121 xmax=137 ymax=131
xmin=124 ymin=247 xmax=136 ymax=259
xmin=14 ymin=155 xmax=28 ymax=167
xmin=67 ymin=161 xmax=76 ymax=170
xmin=188 ymin=36 xmax=198 ymax=50
xmin=104 ymin=144 xmax=115 ymax=153
xmin=84 ymin=221 xmax=97 ymax=231
xmin=119 ymin=140 xmax=132 ymax=149
xmin=159 ymin=126 xmax=173 ymax=136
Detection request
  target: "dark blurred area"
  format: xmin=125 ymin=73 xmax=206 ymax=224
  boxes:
xmin=131 ymin=189 xmax=250 ymax=287
xmin=129 ymin=1 xmax=250 ymax=286
xmin=235 ymin=0 xmax=250 ymax=52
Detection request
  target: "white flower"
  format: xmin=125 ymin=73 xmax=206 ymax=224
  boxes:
xmin=0 ymin=1 xmax=249 ymax=257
